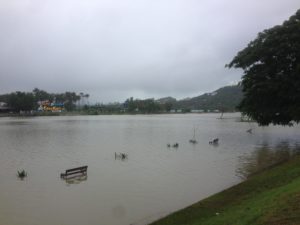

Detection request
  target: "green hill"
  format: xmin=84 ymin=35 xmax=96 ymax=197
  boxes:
xmin=173 ymin=85 xmax=243 ymax=112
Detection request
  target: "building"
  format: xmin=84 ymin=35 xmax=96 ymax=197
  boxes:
xmin=0 ymin=102 xmax=11 ymax=112
xmin=191 ymin=109 xmax=204 ymax=113
xmin=38 ymin=100 xmax=64 ymax=112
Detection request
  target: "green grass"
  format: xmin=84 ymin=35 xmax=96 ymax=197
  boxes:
xmin=150 ymin=156 xmax=300 ymax=225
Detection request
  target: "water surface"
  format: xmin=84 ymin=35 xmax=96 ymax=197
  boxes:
xmin=0 ymin=114 xmax=299 ymax=225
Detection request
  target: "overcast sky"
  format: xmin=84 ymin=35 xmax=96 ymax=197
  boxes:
xmin=0 ymin=0 xmax=299 ymax=103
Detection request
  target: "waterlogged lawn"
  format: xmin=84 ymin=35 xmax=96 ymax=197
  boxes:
xmin=150 ymin=156 xmax=300 ymax=225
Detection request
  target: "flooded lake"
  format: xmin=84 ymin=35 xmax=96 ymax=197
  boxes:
xmin=0 ymin=113 xmax=299 ymax=225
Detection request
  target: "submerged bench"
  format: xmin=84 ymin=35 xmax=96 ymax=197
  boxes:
xmin=60 ymin=166 xmax=88 ymax=179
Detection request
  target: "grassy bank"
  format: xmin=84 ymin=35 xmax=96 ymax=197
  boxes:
xmin=150 ymin=156 xmax=300 ymax=225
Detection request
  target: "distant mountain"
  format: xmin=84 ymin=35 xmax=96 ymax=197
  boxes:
xmin=156 ymin=97 xmax=177 ymax=104
xmin=175 ymin=85 xmax=243 ymax=112
xmin=156 ymin=85 xmax=243 ymax=112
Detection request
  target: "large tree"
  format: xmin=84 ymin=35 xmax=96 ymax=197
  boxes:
xmin=62 ymin=92 xmax=81 ymax=111
xmin=227 ymin=9 xmax=300 ymax=126
xmin=33 ymin=88 xmax=53 ymax=101
xmin=7 ymin=92 xmax=35 ymax=112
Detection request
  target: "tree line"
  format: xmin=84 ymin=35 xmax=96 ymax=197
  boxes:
xmin=0 ymin=88 xmax=81 ymax=112
xmin=0 ymin=89 xmax=174 ymax=114
xmin=82 ymin=97 xmax=173 ymax=115
xmin=124 ymin=97 xmax=172 ymax=113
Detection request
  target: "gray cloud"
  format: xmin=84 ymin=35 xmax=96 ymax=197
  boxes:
xmin=0 ymin=0 xmax=299 ymax=102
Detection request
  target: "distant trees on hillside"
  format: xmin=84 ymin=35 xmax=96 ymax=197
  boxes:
xmin=173 ymin=85 xmax=243 ymax=112
xmin=0 ymin=85 xmax=243 ymax=114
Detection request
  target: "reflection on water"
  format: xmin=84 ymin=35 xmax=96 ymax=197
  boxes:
xmin=237 ymin=142 xmax=300 ymax=179
xmin=63 ymin=174 xmax=88 ymax=185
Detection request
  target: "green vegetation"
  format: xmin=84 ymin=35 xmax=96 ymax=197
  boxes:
xmin=227 ymin=9 xmax=300 ymax=126
xmin=0 ymin=85 xmax=244 ymax=115
xmin=124 ymin=97 xmax=164 ymax=113
xmin=6 ymin=92 xmax=35 ymax=112
xmin=150 ymin=156 xmax=300 ymax=225
xmin=0 ymin=88 xmax=81 ymax=112
xmin=173 ymin=85 xmax=243 ymax=112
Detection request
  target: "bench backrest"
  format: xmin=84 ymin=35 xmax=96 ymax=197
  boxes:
xmin=66 ymin=166 xmax=88 ymax=174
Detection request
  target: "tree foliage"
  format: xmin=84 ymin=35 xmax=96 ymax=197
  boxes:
xmin=7 ymin=92 xmax=35 ymax=112
xmin=33 ymin=88 xmax=53 ymax=102
xmin=124 ymin=97 xmax=168 ymax=113
xmin=227 ymin=9 xmax=300 ymax=125
xmin=0 ymin=89 xmax=82 ymax=112
xmin=174 ymin=85 xmax=242 ymax=112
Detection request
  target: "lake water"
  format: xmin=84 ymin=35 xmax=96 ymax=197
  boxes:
xmin=0 ymin=113 xmax=299 ymax=225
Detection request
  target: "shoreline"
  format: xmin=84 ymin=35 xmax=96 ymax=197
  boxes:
xmin=0 ymin=111 xmax=239 ymax=118
xmin=149 ymin=155 xmax=300 ymax=225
